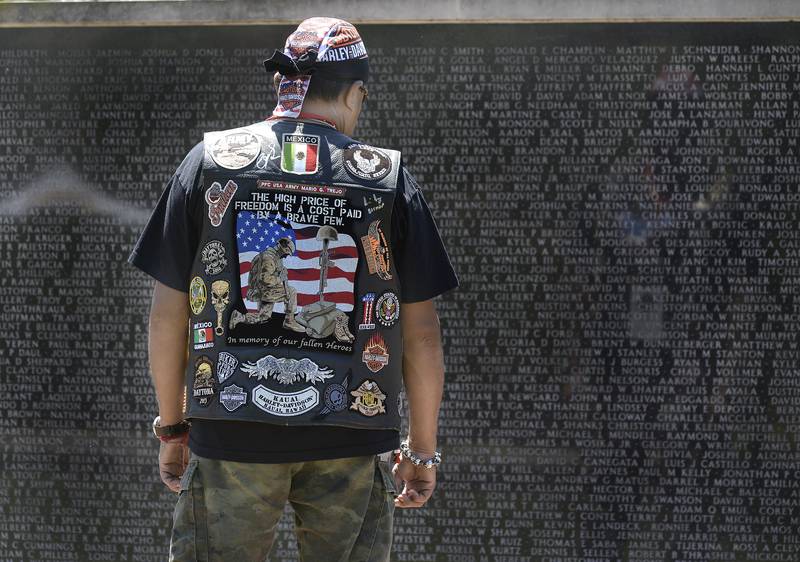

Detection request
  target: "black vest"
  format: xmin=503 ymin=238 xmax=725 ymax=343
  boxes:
xmin=184 ymin=119 xmax=403 ymax=430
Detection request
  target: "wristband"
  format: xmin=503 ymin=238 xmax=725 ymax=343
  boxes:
xmin=152 ymin=416 xmax=191 ymax=440
xmin=159 ymin=432 xmax=190 ymax=445
xmin=399 ymin=440 xmax=442 ymax=469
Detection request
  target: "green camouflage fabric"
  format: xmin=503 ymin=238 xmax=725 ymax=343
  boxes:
xmin=169 ymin=452 xmax=398 ymax=561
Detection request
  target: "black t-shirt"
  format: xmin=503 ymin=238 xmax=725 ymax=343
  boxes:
xmin=129 ymin=131 xmax=459 ymax=463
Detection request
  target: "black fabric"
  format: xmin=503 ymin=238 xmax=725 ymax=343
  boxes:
xmin=264 ymin=49 xmax=370 ymax=83
xmin=128 ymin=129 xmax=458 ymax=463
xmin=394 ymin=163 xmax=460 ymax=303
xmin=188 ymin=420 xmax=399 ymax=464
xmin=128 ymin=142 xmax=204 ymax=292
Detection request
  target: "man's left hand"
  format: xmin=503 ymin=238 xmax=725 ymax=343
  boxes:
xmin=392 ymin=458 xmax=436 ymax=508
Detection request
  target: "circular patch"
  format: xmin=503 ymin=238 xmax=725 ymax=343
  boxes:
xmin=343 ymin=144 xmax=392 ymax=181
xmin=210 ymin=130 xmax=261 ymax=170
xmin=324 ymin=382 xmax=349 ymax=413
xmin=375 ymin=291 xmax=400 ymax=328
xmin=189 ymin=276 xmax=207 ymax=316
xmin=201 ymin=240 xmax=227 ymax=275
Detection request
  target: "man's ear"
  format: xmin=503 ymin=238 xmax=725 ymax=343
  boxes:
xmin=343 ymin=80 xmax=363 ymax=111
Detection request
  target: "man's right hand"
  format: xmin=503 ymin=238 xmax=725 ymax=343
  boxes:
xmin=159 ymin=438 xmax=190 ymax=493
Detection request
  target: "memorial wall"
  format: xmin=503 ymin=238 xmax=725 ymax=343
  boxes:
xmin=1 ymin=22 xmax=800 ymax=561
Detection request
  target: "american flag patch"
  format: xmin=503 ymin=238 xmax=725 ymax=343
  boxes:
xmin=235 ymin=211 xmax=357 ymax=314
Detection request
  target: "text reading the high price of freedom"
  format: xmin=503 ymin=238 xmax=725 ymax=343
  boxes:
xmin=234 ymin=191 xmax=362 ymax=226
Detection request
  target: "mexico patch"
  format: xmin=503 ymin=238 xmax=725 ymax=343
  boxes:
xmin=281 ymin=133 xmax=319 ymax=175
xmin=192 ymin=321 xmax=214 ymax=350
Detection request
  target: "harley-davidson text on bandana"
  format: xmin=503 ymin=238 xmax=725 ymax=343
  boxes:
xmin=270 ymin=18 xmax=369 ymax=118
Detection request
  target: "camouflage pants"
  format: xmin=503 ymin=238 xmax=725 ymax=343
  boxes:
xmin=169 ymin=452 xmax=397 ymax=562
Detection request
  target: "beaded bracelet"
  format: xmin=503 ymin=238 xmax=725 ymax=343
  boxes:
xmin=399 ymin=440 xmax=442 ymax=469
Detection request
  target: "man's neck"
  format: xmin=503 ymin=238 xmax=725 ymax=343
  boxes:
xmin=294 ymin=99 xmax=347 ymax=133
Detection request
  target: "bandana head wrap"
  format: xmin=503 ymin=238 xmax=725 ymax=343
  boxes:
xmin=264 ymin=17 xmax=369 ymax=118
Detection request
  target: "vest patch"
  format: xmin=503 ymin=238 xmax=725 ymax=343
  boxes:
xmin=220 ymin=384 xmax=247 ymax=412
xmin=206 ymin=180 xmax=238 ymax=227
xmin=189 ymin=276 xmax=207 ymax=315
xmin=210 ymin=280 xmax=230 ymax=337
xmin=362 ymin=332 xmax=389 ymax=373
xmin=226 ymin=198 xmax=358 ymax=353
xmin=318 ymin=372 xmax=351 ymax=418
xmin=281 ymin=133 xmax=319 ymax=175
xmin=254 ymin=142 xmax=282 ymax=170
xmin=241 ymin=354 xmax=334 ymax=385
xmin=359 ymin=292 xmax=376 ymax=330
xmin=201 ymin=240 xmax=227 ymax=275
xmin=350 ymin=380 xmax=386 ymax=417
xmin=360 ymin=219 xmax=392 ymax=280
xmin=193 ymin=356 xmax=215 ymax=406
xmin=343 ymin=144 xmax=392 ymax=181
xmin=216 ymin=351 xmax=238 ymax=384
xmin=192 ymin=321 xmax=214 ymax=350
xmin=375 ymin=291 xmax=400 ymax=328
xmin=257 ymin=179 xmax=345 ymax=196
xmin=210 ymin=130 xmax=261 ymax=170
xmin=252 ymin=385 xmax=319 ymax=416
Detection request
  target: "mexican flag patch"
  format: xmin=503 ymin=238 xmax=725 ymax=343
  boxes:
xmin=281 ymin=133 xmax=319 ymax=175
xmin=192 ymin=321 xmax=214 ymax=350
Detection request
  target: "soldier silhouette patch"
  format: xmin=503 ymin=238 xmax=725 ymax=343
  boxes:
xmin=227 ymin=210 xmax=357 ymax=354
